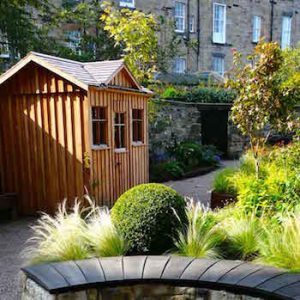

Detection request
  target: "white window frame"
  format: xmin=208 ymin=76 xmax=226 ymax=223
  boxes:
xmin=120 ymin=0 xmax=135 ymax=9
xmin=175 ymin=2 xmax=186 ymax=33
xmin=252 ymin=16 xmax=262 ymax=43
xmin=212 ymin=55 xmax=225 ymax=77
xmin=174 ymin=57 xmax=187 ymax=74
xmin=213 ymin=3 xmax=226 ymax=44
xmin=281 ymin=16 xmax=292 ymax=49
xmin=189 ymin=15 xmax=195 ymax=33
xmin=65 ymin=30 xmax=81 ymax=54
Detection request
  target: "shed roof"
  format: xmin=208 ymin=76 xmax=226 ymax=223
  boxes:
xmin=0 ymin=52 xmax=150 ymax=94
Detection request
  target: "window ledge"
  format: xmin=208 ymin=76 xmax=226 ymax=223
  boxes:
xmin=92 ymin=145 xmax=109 ymax=150
xmin=132 ymin=142 xmax=144 ymax=147
xmin=114 ymin=148 xmax=128 ymax=153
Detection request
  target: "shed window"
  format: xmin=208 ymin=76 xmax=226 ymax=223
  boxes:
xmin=92 ymin=107 xmax=108 ymax=147
xmin=114 ymin=113 xmax=126 ymax=149
xmin=132 ymin=109 xmax=144 ymax=143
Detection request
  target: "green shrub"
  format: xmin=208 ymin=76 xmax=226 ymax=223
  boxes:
xmin=213 ymin=168 xmax=237 ymax=194
xmin=174 ymin=142 xmax=220 ymax=169
xmin=160 ymin=86 xmax=236 ymax=103
xmin=257 ymin=212 xmax=300 ymax=271
xmin=150 ymin=161 xmax=184 ymax=182
xmin=111 ymin=183 xmax=186 ymax=254
xmin=173 ymin=201 xmax=224 ymax=258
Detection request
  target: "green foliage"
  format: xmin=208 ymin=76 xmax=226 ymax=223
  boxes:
xmin=173 ymin=201 xmax=224 ymax=258
xmin=86 ymin=207 xmax=128 ymax=257
xmin=101 ymin=3 xmax=158 ymax=83
xmin=257 ymin=212 xmax=300 ymax=271
xmin=226 ymin=42 xmax=300 ymax=176
xmin=25 ymin=199 xmax=127 ymax=265
xmin=173 ymin=142 xmax=220 ymax=169
xmin=213 ymin=168 xmax=237 ymax=194
xmin=221 ymin=211 xmax=261 ymax=260
xmin=57 ymin=1 xmax=121 ymax=62
xmin=160 ymin=86 xmax=236 ymax=103
xmin=0 ymin=0 xmax=55 ymax=62
xmin=150 ymin=161 xmax=184 ymax=182
xmin=150 ymin=142 xmax=220 ymax=182
xmin=111 ymin=183 xmax=186 ymax=254
xmin=26 ymin=200 xmax=90 ymax=264
xmin=230 ymin=141 xmax=300 ymax=214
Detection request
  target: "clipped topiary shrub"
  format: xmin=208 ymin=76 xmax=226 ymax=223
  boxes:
xmin=111 ymin=183 xmax=186 ymax=254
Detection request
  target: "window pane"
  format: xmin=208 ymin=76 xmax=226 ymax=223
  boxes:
xmin=213 ymin=4 xmax=226 ymax=44
xmin=252 ymin=16 xmax=261 ymax=43
xmin=282 ymin=16 xmax=292 ymax=49
xmin=175 ymin=2 xmax=186 ymax=32
xmin=132 ymin=109 xmax=143 ymax=143
xmin=114 ymin=113 xmax=125 ymax=148
xmin=213 ymin=56 xmax=225 ymax=76
xmin=92 ymin=107 xmax=108 ymax=146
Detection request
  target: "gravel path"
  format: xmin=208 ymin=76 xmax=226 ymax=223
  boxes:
xmin=164 ymin=160 xmax=238 ymax=206
xmin=0 ymin=160 xmax=237 ymax=299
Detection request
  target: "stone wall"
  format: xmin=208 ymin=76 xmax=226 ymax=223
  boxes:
xmin=149 ymin=101 xmax=202 ymax=161
xmin=149 ymin=100 xmax=246 ymax=160
xmin=22 ymin=278 xmax=263 ymax=300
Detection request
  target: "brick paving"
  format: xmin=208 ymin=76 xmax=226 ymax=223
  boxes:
xmin=0 ymin=160 xmax=237 ymax=299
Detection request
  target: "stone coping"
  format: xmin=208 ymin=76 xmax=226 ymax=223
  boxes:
xmin=22 ymin=256 xmax=300 ymax=299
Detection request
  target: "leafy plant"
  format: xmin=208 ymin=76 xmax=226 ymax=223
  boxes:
xmin=25 ymin=200 xmax=90 ymax=264
xmin=221 ymin=211 xmax=261 ymax=260
xmin=226 ymin=42 xmax=299 ymax=177
xmin=101 ymin=3 xmax=158 ymax=82
xmin=86 ymin=207 xmax=128 ymax=257
xmin=213 ymin=168 xmax=237 ymax=194
xmin=173 ymin=200 xmax=224 ymax=258
xmin=257 ymin=212 xmax=300 ymax=271
xmin=111 ymin=183 xmax=186 ymax=254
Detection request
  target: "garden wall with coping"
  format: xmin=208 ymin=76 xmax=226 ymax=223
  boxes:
xmin=21 ymin=256 xmax=300 ymax=300
xmin=149 ymin=100 xmax=247 ymax=160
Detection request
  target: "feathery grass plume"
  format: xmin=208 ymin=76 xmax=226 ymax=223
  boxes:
xmin=86 ymin=207 xmax=128 ymax=257
xmin=257 ymin=212 xmax=300 ymax=271
xmin=221 ymin=210 xmax=262 ymax=260
xmin=25 ymin=199 xmax=90 ymax=265
xmin=173 ymin=199 xmax=224 ymax=258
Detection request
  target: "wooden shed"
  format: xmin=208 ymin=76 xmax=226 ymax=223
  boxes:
xmin=0 ymin=52 xmax=152 ymax=215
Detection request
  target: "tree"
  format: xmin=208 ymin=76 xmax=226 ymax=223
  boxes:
xmin=57 ymin=0 xmax=121 ymax=62
xmin=0 ymin=0 xmax=55 ymax=63
xmin=226 ymin=41 xmax=300 ymax=176
xmin=101 ymin=3 xmax=158 ymax=83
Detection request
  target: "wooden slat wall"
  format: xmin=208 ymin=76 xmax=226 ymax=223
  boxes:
xmin=0 ymin=62 xmax=89 ymax=214
xmin=89 ymin=85 xmax=149 ymax=207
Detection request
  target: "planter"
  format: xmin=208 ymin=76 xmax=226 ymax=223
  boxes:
xmin=211 ymin=190 xmax=237 ymax=209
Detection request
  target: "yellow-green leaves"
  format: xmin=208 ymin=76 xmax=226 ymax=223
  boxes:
xmin=101 ymin=3 xmax=158 ymax=83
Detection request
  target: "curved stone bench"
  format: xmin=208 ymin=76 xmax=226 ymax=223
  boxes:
xmin=22 ymin=256 xmax=300 ymax=299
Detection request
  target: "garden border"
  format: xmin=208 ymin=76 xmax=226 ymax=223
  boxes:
xmin=22 ymin=256 xmax=300 ymax=299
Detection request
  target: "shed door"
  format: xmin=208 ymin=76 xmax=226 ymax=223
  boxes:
xmin=202 ymin=110 xmax=228 ymax=156
xmin=112 ymin=102 xmax=130 ymax=199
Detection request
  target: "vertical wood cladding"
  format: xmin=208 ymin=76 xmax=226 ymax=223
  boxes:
xmin=0 ymin=61 xmax=149 ymax=215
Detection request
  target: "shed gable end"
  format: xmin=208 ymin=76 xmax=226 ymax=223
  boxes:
xmin=109 ymin=68 xmax=140 ymax=90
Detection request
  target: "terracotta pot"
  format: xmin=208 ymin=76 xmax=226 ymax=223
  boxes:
xmin=210 ymin=190 xmax=236 ymax=209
